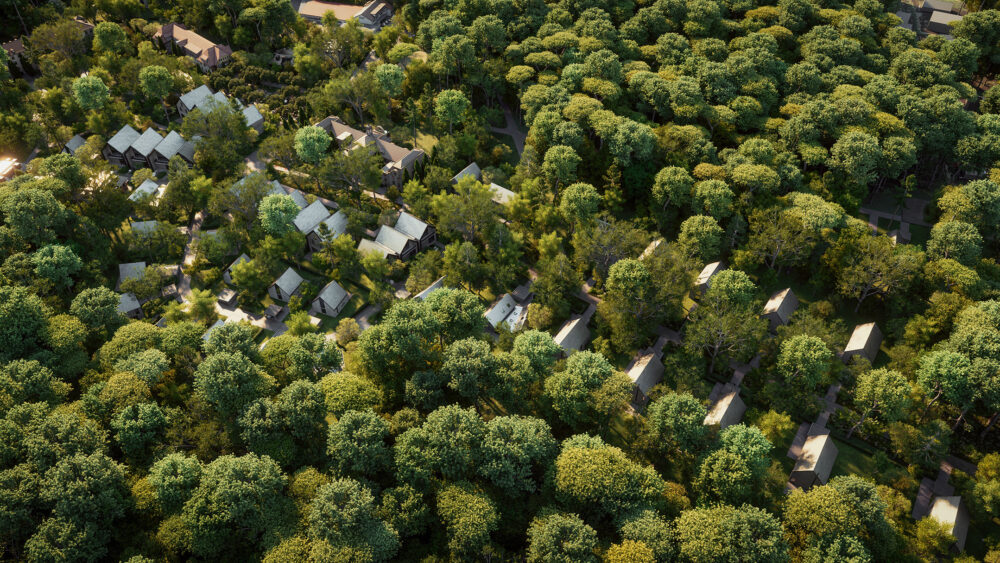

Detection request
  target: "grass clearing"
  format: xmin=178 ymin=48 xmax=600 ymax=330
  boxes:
xmin=830 ymin=437 xmax=878 ymax=478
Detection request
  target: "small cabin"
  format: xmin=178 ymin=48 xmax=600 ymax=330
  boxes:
xmin=789 ymin=433 xmax=838 ymax=490
xmin=928 ymin=496 xmax=970 ymax=552
xmin=311 ymin=280 xmax=351 ymax=317
xmin=223 ymin=254 xmax=250 ymax=285
xmin=627 ymin=350 xmax=664 ymax=406
xmin=554 ymin=316 xmax=590 ymax=355
xmin=695 ymin=261 xmax=724 ymax=294
xmin=117 ymin=262 xmax=147 ymax=290
xmin=762 ymin=288 xmax=798 ymax=331
xmin=843 ymin=322 xmax=882 ymax=364
xmin=414 ymin=276 xmax=445 ymax=300
xmin=117 ymin=292 xmax=143 ymax=319
xmin=485 ymin=294 xmax=517 ymax=330
xmin=268 ymin=267 xmax=304 ymax=302
xmin=704 ymin=386 xmax=746 ymax=429
xmin=394 ymin=211 xmax=436 ymax=250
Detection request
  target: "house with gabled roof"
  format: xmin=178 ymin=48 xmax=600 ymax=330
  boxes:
xmin=178 ymin=84 xmax=213 ymax=117
xmin=414 ymin=276 xmax=445 ymax=300
xmin=627 ymin=349 xmax=664 ymax=406
xmin=357 ymin=238 xmax=397 ymax=259
xmin=762 ymin=288 xmax=798 ymax=331
xmin=202 ymin=319 xmax=227 ymax=342
xmin=298 ymin=0 xmax=393 ymax=30
xmin=485 ymin=294 xmax=516 ymax=329
xmin=843 ymin=322 xmax=882 ymax=364
xmin=311 ymin=280 xmax=351 ymax=317
xmin=314 ymin=116 xmax=424 ymax=187
xmin=374 ymin=225 xmax=418 ymax=260
xmin=928 ymin=496 xmax=970 ymax=552
xmin=307 ymin=210 xmax=349 ymax=252
xmin=452 ymin=162 xmax=482 ymax=184
xmin=63 ymin=134 xmax=86 ymax=155
xmin=154 ymin=23 xmax=232 ymax=72
xmin=242 ymin=105 xmax=264 ymax=132
xmin=789 ymin=433 xmax=838 ymax=490
xmin=223 ymin=253 xmax=250 ymax=285
xmin=695 ymin=261 xmax=724 ymax=294
xmin=3 ymin=39 xmax=25 ymax=74
xmin=489 ymin=183 xmax=516 ymax=205
xmin=103 ymin=125 xmax=141 ymax=167
xmin=117 ymin=292 xmax=143 ymax=319
xmin=125 ymin=128 xmax=164 ymax=170
xmin=268 ymin=267 xmax=305 ymax=301
xmin=150 ymin=131 xmax=195 ymax=171
xmin=129 ymin=179 xmax=162 ymax=203
xmin=294 ymin=200 xmax=331 ymax=235
xmin=704 ymin=385 xmax=746 ymax=428
xmin=130 ymin=220 xmax=160 ymax=235
xmin=394 ymin=211 xmax=435 ymax=250
xmin=640 ymin=239 xmax=664 ymax=260
xmin=554 ymin=316 xmax=590 ymax=354
xmin=118 ymin=262 xmax=146 ymax=290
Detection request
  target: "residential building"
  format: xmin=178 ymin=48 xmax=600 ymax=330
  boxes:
xmin=452 ymin=162 xmax=482 ymax=184
xmin=843 ymin=322 xmax=883 ymax=364
xmin=927 ymin=10 xmax=962 ymax=34
xmin=149 ymin=131 xmax=196 ymax=171
xmin=129 ymin=179 xmax=162 ymax=203
xmin=640 ymin=239 xmax=664 ymax=260
xmin=314 ymin=116 xmax=424 ymax=188
xmin=63 ymin=134 xmax=86 ymax=154
xmin=298 ymin=0 xmax=393 ymax=30
xmin=272 ymin=48 xmax=294 ymax=66
xmin=202 ymin=319 xmax=227 ymax=342
xmin=704 ymin=385 xmax=746 ymax=428
xmin=375 ymin=225 xmax=418 ymax=260
xmin=103 ymin=125 xmax=141 ymax=167
xmin=311 ymin=280 xmax=351 ymax=317
xmin=117 ymin=293 xmax=143 ymax=319
xmin=218 ymin=288 xmax=238 ymax=307
xmin=695 ymin=261 xmax=724 ymax=294
xmin=394 ymin=211 xmax=436 ymax=250
xmin=554 ymin=316 xmax=590 ymax=354
xmin=789 ymin=434 xmax=838 ymax=490
xmin=268 ymin=267 xmax=304 ymax=301
xmin=294 ymin=200 xmax=332 ymax=235
xmin=154 ymin=23 xmax=232 ymax=72
xmin=762 ymin=288 xmax=798 ymax=331
xmin=306 ymin=210 xmax=349 ymax=252
xmin=357 ymin=238 xmax=397 ymax=259
xmin=485 ymin=294 xmax=516 ymax=329
xmin=130 ymin=220 xmax=159 ymax=235
xmin=243 ymin=105 xmax=264 ymax=133
xmin=117 ymin=262 xmax=147 ymax=290
xmin=125 ymin=128 xmax=163 ymax=169
xmin=223 ymin=253 xmax=250 ymax=285
xmin=0 ymin=157 xmax=19 ymax=182
xmin=489 ymin=183 xmax=516 ymax=205
xmin=928 ymin=496 xmax=970 ymax=552
xmin=177 ymin=84 xmax=214 ymax=116
xmin=414 ymin=276 xmax=445 ymax=300
xmin=627 ymin=350 xmax=664 ymax=406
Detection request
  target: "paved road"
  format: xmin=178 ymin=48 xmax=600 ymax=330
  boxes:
xmin=490 ymin=104 xmax=526 ymax=156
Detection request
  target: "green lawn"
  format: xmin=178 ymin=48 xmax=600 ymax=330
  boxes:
xmin=830 ymin=437 xmax=879 ymax=479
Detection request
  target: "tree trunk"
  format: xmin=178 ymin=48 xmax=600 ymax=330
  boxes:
xmin=953 ymin=406 xmax=970 ymax=430
xmin=981 ymin=411 xmax=999 ymax=437
xmin=846 ymin=410 xmax=868 ymax=439
xmin=920 ymin=389 xmax=943 ymax=420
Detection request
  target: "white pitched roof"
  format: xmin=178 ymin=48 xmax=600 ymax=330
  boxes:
xmin=489 ymin=183 xmax=515 ymax=204
xmin=554 ymin=317 xmax=590 ymax=351
xmin=130 ymin=220 xmax=159 ymax=234
xmin=696 ymin=261 xmax=724 ymax=286
xmin=117 ymin=292 xmax=140 ymax=313
xmin=129 ymin=128 xmax=164 ymax=157
xmin=485 ymin=294 xmax=516 ymax=328
xmin=129 ymin=179 xmax=160 ymax=202
xmin=316 ymin=279 xmax=348 ymax=308
xmin=242 ymin=104 xmax=263 ymax=127
xmin=628 ymin=352 xmax=664 ymax=395
xmin=846 ymin=322 xmax=878 ymax=352
xmin=793 ymin=434 xmax=838 ymax=483
xmin=375 ymin=225 xmax=414 ymax=254
xmin=179 ymin=85 xmax=213 ymax=110
xmin=313 ymin=210 xmax=349 ymax=238
xmin=929 ymin=496 xmax=969 ymax=550
xmin=358 ymin=238 xmax=395 ymax=258
xmin=394 ymin=211 xmax=430 ymax=240
xmin=153 ymin=130 xmax=190 ymax=159
xmin=272 ymin=267 xmax=304 ymax=296
xmin=118 ymin=262 xmax=146 ymax=284
xmin=226 ymin=253 xmax=250 ymax=272
xmin=65 ymin=134 xmax=86 ymax=153
xmin=414 ymin=276 xmax=445 ymax=300
xmin=107 ymin=125 xmax=141 ymax=153
xmin=294 ymin=200 xmax=330 ymax=233
xmin=452 ymin=162 xmax=481 ymax=183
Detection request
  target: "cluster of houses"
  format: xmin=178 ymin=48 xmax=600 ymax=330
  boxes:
xmin=897 ymin=0 xmax=965 ymax=37
xmin=153 ymin=23 xmax=232 ymax=72
xmin=115 ymin=261 xmax=181 ymax=319
xmin=2 ymin=16 xmax=92 ymax=76
xmin=314 ymin=116 xmax=425 ymax=188
xmin=178 ymin=84 xmax=264 ymax=132
xmin=102 ymin=125 xmax=195 ymax=171
xmin=358 ymin=211 xmax=436 ymax=261
xmin=297 ymin=0 xmax=393 ymax=30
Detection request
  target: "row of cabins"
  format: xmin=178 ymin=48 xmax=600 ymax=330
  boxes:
xmin=897 ymin=0 xmax=964 ymax=37
xmin=153 ymin=23 xmax=232 ymax=72
xmin=178 ymin=84 xmax=264 ymax=132
xmin=297 ymin=0 xmax=393 ymax=31
xmin=314 ymin=116 xmax=425 ymax=188
xmin=358 ymin=212 xmax=437 ymax=261
xmin=222 ymin=254 xmax=352 ymax=318
xmin=103 ymin=125 xmax=195 ymax=171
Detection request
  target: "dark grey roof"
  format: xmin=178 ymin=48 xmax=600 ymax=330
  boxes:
xmin=130 ymin=129 xmax=164 ymax=157
xmin=394 ymin=211 xmax=429 ymax=240
xmin=375 ymin=225 xmax=414 ymax=254
xmin=153 ymin=131 xmax=188 ymax=159
xmin=107 ymin=125 xmax=141 ymax=153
